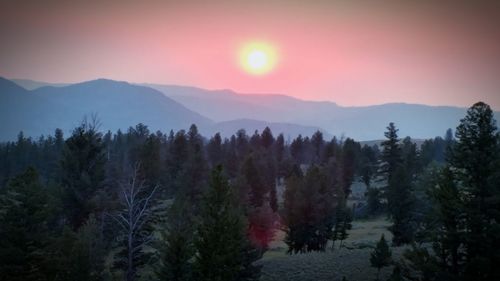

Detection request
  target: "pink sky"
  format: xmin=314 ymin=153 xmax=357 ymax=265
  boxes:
xmin=1 ymin=0 xmax=499 ymax=109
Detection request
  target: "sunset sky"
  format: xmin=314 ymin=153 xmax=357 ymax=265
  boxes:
xmin=1 ymin=0 xmax=499 ymax=109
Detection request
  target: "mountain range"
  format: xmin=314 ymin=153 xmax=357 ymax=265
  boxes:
xmin=1 ymin=78 xmax=322 ymax=141
xmin=2 ymin=77 xmax=498 ymax=142
xmin=144 ymin=83 xmax=496 ymax=141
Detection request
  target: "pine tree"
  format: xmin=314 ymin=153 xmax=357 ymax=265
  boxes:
xmin=290 ymin=134 xmax=304 ymax=164
xmin=184 ymin=124 xmax=209 ymax=207
xmin=448 ymin=102 xmax=499 ymax=280
xmin=365 ymin=187 xmax=383 ymax=217
xmin=421 ymin=166 xmax=463 ymax=279
xmin=360 ymin=144 xmax=377 ymax=189
xmin=283 ymin=169 xmax=305 ymax=254
xmin=274 ymin=133 xmax=286 ymax=175
xmin=60 ymin=119 xmax=106 ymax=229
xmin=46 ymin=216 xmax=107 ymax=281
xmin=380 ymin=123 xmax=415 ymax=245
xmin=311 ymin=131 xmax=324 ymax=163
xmin=194 ymin=166 xmax=261 ymax=281
xmin=284 ymin=166 xmax=336 ymax=253
xmin=388 ymin=165 xmax=415 ymax=245
xmin=0 ymin=168 xmax=53 ymax=281
xmin=157 ymin=198 xmax=194 ymax=281
xmin=242 ymin=155 xmax=266 ymax=208
xmin=261 ymin=127 xmax=274 ymax=150
xmin=166 ymin=130 xmax=189 ymax=195
xmin=370 ymin=234 xmax=392 ymax=281
xmin=138 ymin=134 xmax=161 ymax=186
xmin=338 ymin=207 xmax=353 ymax=249
xmin=339 ymin=138 xmax=360 ymax=197
xmin=403 ymin=102 xmax=500 ymax=281
xmin=207 ymin=132 xmax=223 ymax=167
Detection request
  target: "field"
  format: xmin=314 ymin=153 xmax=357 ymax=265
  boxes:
xmin=259 ymin=218 xmax=404 ymax=281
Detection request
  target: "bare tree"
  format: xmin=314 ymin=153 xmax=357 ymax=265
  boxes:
xmin=111 ymin=163 xmax=158 ymax=281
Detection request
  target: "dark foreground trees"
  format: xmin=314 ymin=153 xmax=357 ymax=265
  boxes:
xmin=0 ymin=168 xmax=53 ymax=281
xmin=404 ymin=102 xmax=500 ymax=281
xmin=283 ymin=165 xmax=337 ymax=253
xmin=1 ymin=101 xmax=498 ymax=280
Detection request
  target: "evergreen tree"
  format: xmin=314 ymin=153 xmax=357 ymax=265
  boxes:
xmin=338 ymin=206 xmax=353 ymax=249
xmin=194 ymin=166 xmax=261 ymax=281
xmin=184 ymin=124 xmax=209 ymax=206
xmin=60 ymin=119 xmax=106 ymax=229
xmin=157 ymin=198 xmax=194 ymax=281
xmin=290 ymin=134 xmax=304 ymax=164
xmin=365 ymin=187 xmax=383 ymax=217
xmin=207 ymin=132 xmax=223 ymax=167
xmin=284 ymin=166 xmax=336 ymax=253
xmin=310 ymin=131 xmax=324 ymax=164
xmin=425 ymin=166 xmax=462 ymax=279
xmin=380 ymin=123 xmax=415 ymax=245
xmin=403 ymin=102 xmax=500 ymax=281
xmin=388 ymin=165 xmax=415 ymax=245
xmin=448 ymin=102 xmax=499 ymax=280
xmin=380 ymin=123 xmax=402 ymax=177
xmin=0 ymin=168 xmax=53 ymax=281
xmin=138 ymin=134 xmax=162 ymax=186
xmin=339 ymin=138 xmax=360 ymax=197
xmin=45 ymin=216 xmax=107 ymax=281
xmin=261 ymin=127 xmax=274 ymax=150
xmin=242 ymin=155 xmax=266 ymax=208
xmin=370 ymin=234 xmax=392 ymax=281
xmin=166 ymin=130 xmax=189 ymax=195
xmin=274 ymin=133 xmax=286 ymax=174
xmin=360 ymin=144 xmax=377 ymax=189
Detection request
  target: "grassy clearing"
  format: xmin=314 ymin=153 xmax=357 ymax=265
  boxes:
xmin=260 ymin=217 xmax=403 ymax=281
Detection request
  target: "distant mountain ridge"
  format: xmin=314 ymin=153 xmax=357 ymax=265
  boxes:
xmin=6 ymin=78 xmax=499 ymax=141
xmin=145 ymin=83 xmax=500 ymax=140
xmin=1 ymin=77 xmax=325 ymax=141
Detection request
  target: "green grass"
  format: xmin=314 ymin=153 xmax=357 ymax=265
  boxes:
xmin=259 ymin=217 xmax=403 ymax=281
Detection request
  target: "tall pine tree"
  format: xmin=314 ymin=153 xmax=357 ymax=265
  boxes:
xmin=194 ymin=166 xmax=261 ymax=281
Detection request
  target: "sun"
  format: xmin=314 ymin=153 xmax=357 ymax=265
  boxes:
xmin=239 ymin=41 xmax=278 ymax=75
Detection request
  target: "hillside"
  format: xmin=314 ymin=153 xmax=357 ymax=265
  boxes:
xmin=146 ymin=83 xmax=500 ymax=140
xmin=2 ymin=78 xmax=326 ymax=141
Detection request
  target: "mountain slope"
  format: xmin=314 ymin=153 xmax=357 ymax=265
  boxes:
xmin=33 ymin=79 xmax=213 ymax=132
xmin=0 ymin=78 xmax=214 ymax=141
xmin=147 ymin=83 xmax=500 ymax=140
xmin=0 ymin=77 xmax=68 ymax=139
xmin=2 ymin=78 xmax=325 ymax=141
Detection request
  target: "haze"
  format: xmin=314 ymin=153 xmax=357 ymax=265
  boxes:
xmin=1 ymin=0 xmax=499 ymax=109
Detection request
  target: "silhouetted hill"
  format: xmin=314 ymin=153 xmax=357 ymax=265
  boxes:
xmin=1 ymin=78 xmax=213 ymax=140
xmin=5 ymin=78 xmax=499 ymax=141
xmin=147 ymin=83 xmax=500 ymax=140
xmin=2 ymin=78 xmax=327 ymax=141
xmin=0 ymin=77 xmax=68 ymax=139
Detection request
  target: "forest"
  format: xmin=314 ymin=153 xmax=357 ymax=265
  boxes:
xmin=0 ymin=101 xmax=499 ymax=281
